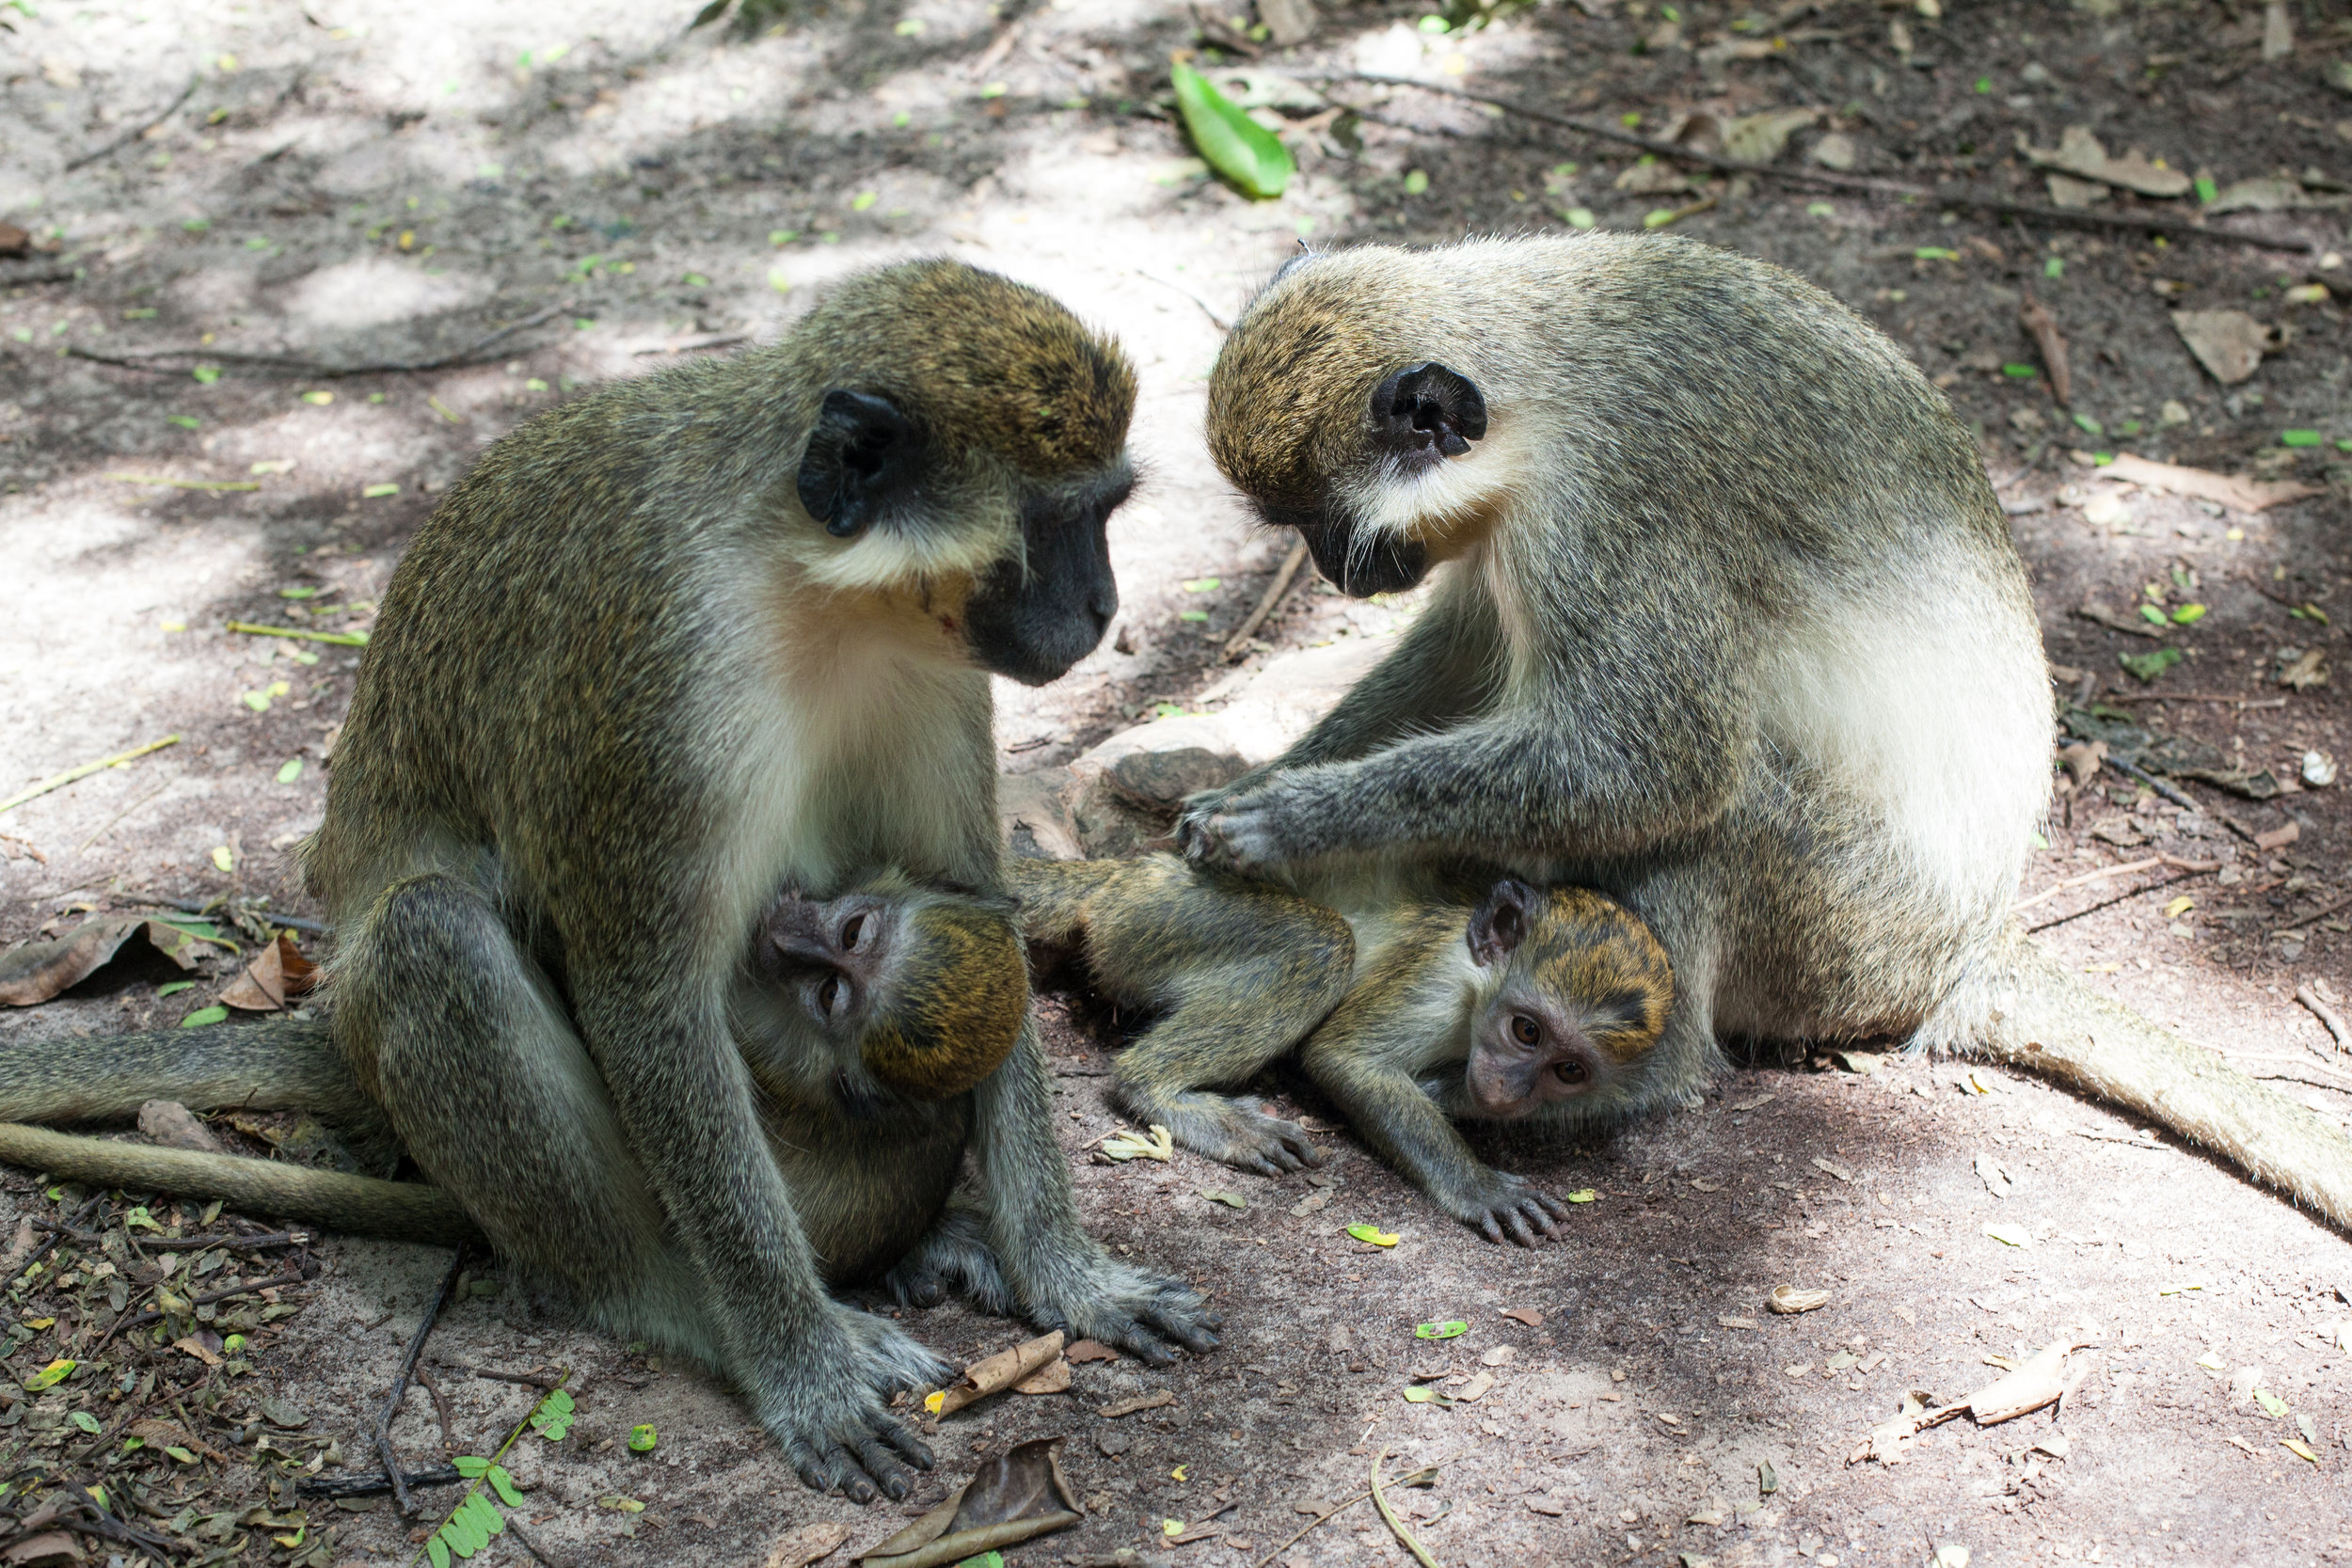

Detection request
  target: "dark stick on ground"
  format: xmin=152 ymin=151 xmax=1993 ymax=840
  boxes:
xmin=63 ymin=77 xmax=199 ymax=171
xmin=2103 ymin=754 xmax=2257 ymax=844
xmin=296 ymin=1464 xmax=466 ymax=1500
xmin=9 ymin=1196 xmax=106 ymax=1287
xmin=66 ymin=304 xmax=570 ymax=379
xmin=376 ymin=1249 xmax=465 ymax=1516
xmin=33 ymin=1221 xmax=309 ymax=1252
xmin=413 ymin=1364 xmax=458 ymax=1453
xmin=1328 ymin=73 xmax=2317 ymax=254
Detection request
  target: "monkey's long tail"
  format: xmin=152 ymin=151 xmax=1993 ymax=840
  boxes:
xmin=1002 ymin=857 xmax=1126 ymax=946
xmin=1947 ymin=921 xmax=2352 ymax=1232
xmin=0 ymin=1123 xmax=483 ymax=1248
xmin=0 ymin=1018 xmax=375 ymax=1127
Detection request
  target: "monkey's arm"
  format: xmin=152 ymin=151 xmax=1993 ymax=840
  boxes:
xmin=1180 ymin=584 xmax=1503 ymax=836
xmin=969 ymin=1019 xmax=1221 ymax=1360
xmin=1186 ymin=572 xmax=1750 ymax=871
xmin=1298 ymin=1027 xmax=1565 ymax=1246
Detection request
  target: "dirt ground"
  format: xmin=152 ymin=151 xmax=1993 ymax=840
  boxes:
xmin=5 ymin=0 xmax=2352 ymax=1564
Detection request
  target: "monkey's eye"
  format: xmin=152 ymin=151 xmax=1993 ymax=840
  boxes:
xmin=817 ymin=974 xmax=845 ymax=1018
xmin=1553 ymin=1058 xmax=1589 ymax=1085
xmin=840 ymin=913 xmax=866 ymax=951
xmin=1510 ymin=1015 xmax=1542 ymax=1047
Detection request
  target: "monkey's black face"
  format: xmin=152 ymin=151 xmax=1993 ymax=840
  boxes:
xmin=1263 ymin=501 xmax=1431 ymax=599
xmin=963 ymin=474 xmax=1130 ymax=686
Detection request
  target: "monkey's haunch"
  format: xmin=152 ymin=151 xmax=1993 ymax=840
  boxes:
xmin=0 ymin=1124 xmax=483 ymax=1249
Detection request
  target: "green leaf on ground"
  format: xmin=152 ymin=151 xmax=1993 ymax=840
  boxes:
xmin=179 ymin=1006 xmax=229 ymax=1028
xmin=1415 ymin=1321 xmax=1468 ymax=1338
xmin=1170 ymin=61 xmax=1292 ymax=199
xmin=2120 ymin=646 xmax=2184 ymax=683
xmin=1345 ymin=1223 xmax=1400 ymax=1246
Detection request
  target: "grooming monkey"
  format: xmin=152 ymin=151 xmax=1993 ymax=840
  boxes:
xmin=1180 ymin=232 xmax=2352 ymax=1230
xmin=1009 ymin=855 xmax=1673 ymax=1243
xmin=0 ymin=260 xmax=1216 ymax=1500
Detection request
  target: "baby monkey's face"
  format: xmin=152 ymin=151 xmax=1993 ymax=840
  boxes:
xmin=1461 ymin=880 xmax=1674 ymax=1119
xmin=755 ymin=882 xmax=1026 ymax=1112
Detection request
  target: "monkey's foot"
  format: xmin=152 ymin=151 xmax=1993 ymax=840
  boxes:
xmin=756 ymin=1308 xmax=945 ymax=1504
xmin=1012 ymin=1244 xmax=1222 ymax=1366
xmin=1151 ymin=1093 xmax=1324 ymax=1178
xmin=881 ymin=1201 xmax=1013 ymax=1317
xmin=1433 ymin=1167 xmax=1569 ymax=1247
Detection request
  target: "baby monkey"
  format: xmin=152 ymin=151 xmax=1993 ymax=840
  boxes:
xmin=1006 ymin=857 xmax=1674 ymax=1244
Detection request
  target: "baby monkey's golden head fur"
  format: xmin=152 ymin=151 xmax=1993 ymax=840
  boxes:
xmin=755 ymin=879 xmax=1026 ymax=1112
xmin=1462 ymin=879 xmax=1674 ymax=1120
xmin=1206 ymin=245 xmax=1521 ymax=600
xmin=784 ymin=260 xmax=1139 ymax=685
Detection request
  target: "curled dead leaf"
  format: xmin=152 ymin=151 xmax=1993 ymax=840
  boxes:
xmin=0 ymin=917 xmax=201 ymax=1006
xmin=859 ymin=1437 xmax=1083 ymax=1568
xmin=929 ymin=1331 xmax=1064 ymax=1418
xmin=1767 ymin=1286 xmax=1831 ymax=1315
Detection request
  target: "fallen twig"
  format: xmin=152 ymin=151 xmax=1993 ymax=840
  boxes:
xmin=1222 ymin=541 xmax=1311 ymax=662
xmin=2104 ymin=754 xmax=2256 ymax=845
xmin=414 ymin=1364 xmax=458 ymax=1453
xmin=462 ymin=1365 xmax=566 ymax=1391
xmin=75 ymin=784 xmax=170 ymax=853
xmin=32 ymin=1221 xmax=310 ymax=1253
xmin=1133 ymin=266 xmax=1232 ymax=331
xmin=69 ymin=304 xmax=569 ymax=379
xmin=89 ymin=1266 xmax=307 ymax=1354
xmin=2011 ymin=853 xmax=2217 ymax=912
xmin=2296 ymin=984 xmax=2350 ymax=1053
xmin=296 ymin=1464 xmax=466 ymax=1500
xmin=0 ymin=736 xmax=179 ymax=816
xmin=378 ymin=1250 xmax=465 ymax=1515
xmin=2019 ymin=290 xmax=2072 ymax=405
xmin=8 ymin=1197 xmax=105 ymax=1287
xmin=2026 ymin=871 xmax=2199 ymax=933
xmin=103 ymin=474 xmax=259 ymax=493
xmin=1325 ymin=73 xmax=2315 ymax=254
xmin=2276 ymin=890 xmax=2352 ymax=938
xmin=2092 ymin=693 xmax=2287 ymax=707
xmin=64 ymin=77 xmax=199 ymax=170
xmin=226 ymin=620 xmax=369 ymax=648
xmin=1368 ymin=1448 xmax=1438 ymax=1568
xmin=1250 ymin=1447 xmax=1477 ymax=1568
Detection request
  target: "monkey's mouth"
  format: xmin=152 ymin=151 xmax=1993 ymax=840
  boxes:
xmin=832 ymin=1069 xmax=897 ymax=1122
xmin=1263 ymin=503 xmax=1430 ymax=598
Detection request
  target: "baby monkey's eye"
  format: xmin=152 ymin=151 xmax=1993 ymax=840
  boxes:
xmin=818 ymin=974 xmax=845 ymax=1016
xmin=1511 ymin=1014 xmax=1542 ymax=1047
xmin=839 ymin=913 xmax=866 ymax=950
xmin=1553 ymin=1058 xmax=1588 ymax=1085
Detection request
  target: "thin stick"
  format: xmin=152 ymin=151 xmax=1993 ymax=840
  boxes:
xmin=103 ymin=474 xmax=260 ymax=493
xmin=2026 ymin=872 xmax=2199 ymax=934
xmin=1250 ymin=1450 xmax=1476 ymax=1568
xmin=2013 ymin=853 xmax=2218 ymax=911
xmin=2296 ymin=985 xmax=2350 ymax=1052
xmin=65 ymin=77 xmax=199 ymax=170
xmin=1326 ymin=74 xmax=2315 ymax=254
xmin=2091 ymin=693 xmax=2287 ymax=708
xmin=414 ymin=1364 xmax=458 ymax=1453
xmin=9 ymin=1196 xmax=105 ymax=1286
xmin=0 ymin=736 xmax=180 ymax=816
xmin=32 ymin=1221 xmax=310 ymax=1252
xmin=296 ymin=1465 xmax=466 ymax=1500
xmin=379 ymin=1250 xmax=465 ymax=1515
xmin=69 ymin=304 xmax=569 ymax=380
xmin=1369 ymin=1448 xmax=1439 ymax=1568
xmin=1222 ymin=541 xmax=1311 ymax=662
xmin=2276 ymin=891 xmax=2352 ymax=939
xmin=1133 ymin=267 xmax=1232 ymax=331
xmin=226 ymin=620 xmax=370 ymax=648
xmin=2103 ymin=755 xmax=2256 ymax=845
xmin=75 ymin=783 xmax=169 ymax=853
xmin=464 ymin=1366 xmax=565 ymax=1390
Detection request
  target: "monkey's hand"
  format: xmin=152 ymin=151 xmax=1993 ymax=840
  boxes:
xmin=758 ymin=1306 xmax=946 ymax=1503
xmin=1175 ymin=777 xmax=1315 ymax=876
xmin=1430 ymin=1166 xmax=1569 ymax=1247
xmin=1011 ymin=1244 xmax=1222 ymax=1367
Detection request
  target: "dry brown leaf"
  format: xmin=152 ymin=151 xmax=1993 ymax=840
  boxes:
xmin=1012 ymin=1358 xmax=1072 ymax=1396
xmin=1454 ymin=1370 xmax=1496 ymax=1402
xmin=1480 ymin=1345 xmax=1517 ymax=1367
xmin=2276 ymin=650 xmax=2328 ymax=692
xmin=0 ymin=917 xmax=201 ymax=1007
xmin=2102 ymin=452 xmax=2319 ymax=512
xmin=1064 ymin=1338 xmax=1118 ymax=1364
xmin=2254 ymin=820 xmax=2301 ymax=851
xmin=931 ymin=1331 xmax=1063 ymax=1418
xmin=1721 ymin=107 xmax=1820 ymax=163
xmin=220 ymin=933 xmax=317 ymax=1012
xmin=2020 ymin=295 xmax=2072 ymax=405
xmin=2020 ymin=125 xmax=2191 ymax=197
xmin=860 ymin=1437 xmax=1083 ymax=1568
xmin=1767 ymin=1286 xmax=1830 ymax=1315
xmin=2 ymin=1530 xmax=85 ymax=1566
xmin=1499 ymin=1307 xmax=1543 ymax=1327
xmin=2170 ymin=310 xmax=2280 ymax=386
xmin=764 ymin=1521 xmax=852 ymax=1568
xmin=137 ymin=1101 xmax=224 ymax=1154
xmin=1095 ymin=1388 xmax=1176 ymax=1419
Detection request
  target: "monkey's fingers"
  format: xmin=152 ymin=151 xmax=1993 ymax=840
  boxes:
xmin=787 ymin=1438 xmax=876 ymax=1504
xmin=1136 ymin=1299 xmax=1222 ymax=1354
xmin=851 ymin=1434 xmax=920 ymax=1500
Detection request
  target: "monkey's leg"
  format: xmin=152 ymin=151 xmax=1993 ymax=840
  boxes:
xmin=1298 ymin=1017 xmax=1567 ymax=1246
xmin=342 ymin=874 xmax=940 ymax=1501
xmin=1011 ymin=857 xmax=1354 ymax=1172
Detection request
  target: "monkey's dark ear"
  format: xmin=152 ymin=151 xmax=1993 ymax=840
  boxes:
xmin=1467 ymin=879 xmax=1535 ymax=967
xmin=797 ymin=388 xmax=919 ymax=538
xmin=1369 ymin=362 xmax=1487 ymax=467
